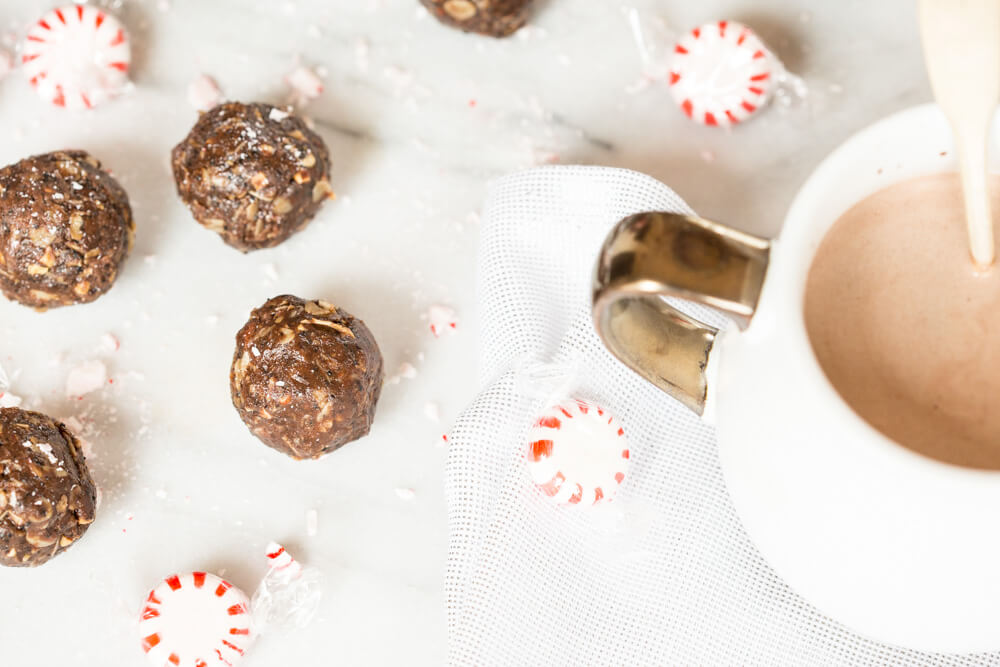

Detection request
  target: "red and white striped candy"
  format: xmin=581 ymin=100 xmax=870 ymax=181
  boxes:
xmin=668 ymin=20 xmax=773 ymax=127
xmin=139 ymin=572 xmax=255 ymax=667
xmin=22 ymin=5 xmax=131 ymax=110
xmin=265 ymin=541 xmax=302 ymax=580
xmin=526 ymin=398 xmax=629 ymax=505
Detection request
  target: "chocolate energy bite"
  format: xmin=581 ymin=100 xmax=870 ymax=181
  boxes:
xmin=421 ymin=0 xmax=533 ymax=37
xmin=0 ymin=150 xmax=134 ymax=309
xmin=171 ymin=102 xmax=334 ymax=252
xmin=231 ymin=295 xmax=384 ymax=459
xmin=0 ymin=408 xmax=97 ymax=567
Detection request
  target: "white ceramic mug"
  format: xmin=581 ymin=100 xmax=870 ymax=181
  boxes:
xmin=593 ymin=103 xmax=1000 ymax=653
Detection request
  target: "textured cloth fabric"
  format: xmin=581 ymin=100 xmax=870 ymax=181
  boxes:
xmin=444 ymin=165 xmax=992 ymax=666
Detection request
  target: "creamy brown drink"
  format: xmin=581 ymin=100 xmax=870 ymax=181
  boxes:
xmin=805 ymin=172 xmax=1000 ymax=470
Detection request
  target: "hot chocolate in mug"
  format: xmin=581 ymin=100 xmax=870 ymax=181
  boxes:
xmin=592 ymin=104 xmax=1000 ymax=653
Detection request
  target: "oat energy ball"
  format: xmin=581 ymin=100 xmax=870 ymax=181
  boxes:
xmin=171 ymin=102 xmax=334 ymax=252
xmin=0 ymin=408 xmax=97 ymax=567
xmin=231 ymin=295 xmax=384 ymax=459
xmin=421 ymin=0 xmax=533 ymax=37
xmin=0 ymin=150 xmax=134 ymax=309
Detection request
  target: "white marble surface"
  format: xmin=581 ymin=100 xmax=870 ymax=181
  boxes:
xmin=0 ymin=0 xmax=933 ymax=664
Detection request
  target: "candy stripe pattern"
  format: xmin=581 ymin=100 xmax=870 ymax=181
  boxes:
xmin=265 ymin=541 xmax=303 ymax=580
xmin=22 ymin=5 xmax=131 ymax=110
xmin=526 ymin=398 xmax=629 ymax=505
xmin=138 ymin=572 xmax=255 ymax=667
xmin=668 ymin=20 xmax=773 ymax=127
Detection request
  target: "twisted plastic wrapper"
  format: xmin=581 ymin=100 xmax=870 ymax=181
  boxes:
xmin=622 ymin=5 xmax=808 ymax=111
xmin=250 ymin=541 xmax=323 ymax=634
xmin=513 ymin=359 xmax=657 ymax=557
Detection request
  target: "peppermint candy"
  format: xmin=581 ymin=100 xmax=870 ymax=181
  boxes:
xmin=669 ymin=20 xmax=774 ymax=127
xmin=139 ymin=572 xmax=255 ymax=667
xmin=22 ymin=5 xmax=131 ymax=110
xmin=526 ymin=398 xmax=629 ymax=505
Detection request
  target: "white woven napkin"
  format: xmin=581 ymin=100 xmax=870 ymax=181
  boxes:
xmin=444 ymin=165 xmax=989 ymax=666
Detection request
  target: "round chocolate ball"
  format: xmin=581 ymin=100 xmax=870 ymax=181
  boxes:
xmin=230 ymin=295 xmax=384 ymax=459
xmin=0 ymin=150 xmax=134 ymax=310
xmin=171 ymin=102 xmax=334 ymax=252
xmin=0 ymin=407 xmax=97 ymax=567
xmin=421 ymin=0 xmax=532 ymax=37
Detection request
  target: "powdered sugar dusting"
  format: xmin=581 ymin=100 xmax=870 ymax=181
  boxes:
xmin=268 ymin=107 xmax=290 ymax=122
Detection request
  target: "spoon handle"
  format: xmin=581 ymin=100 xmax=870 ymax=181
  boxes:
xmin=919 ymin=0 xmax=1000 ymax=268
xmin=957 ymin=127 xmax=995 ymax=268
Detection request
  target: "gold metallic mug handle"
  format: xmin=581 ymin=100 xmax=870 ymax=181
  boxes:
xmin=592 ymin=212 xmax=771 ymax=415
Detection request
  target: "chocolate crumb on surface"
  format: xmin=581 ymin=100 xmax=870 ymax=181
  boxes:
xmin=171 ymin=101 xmax=334 ymax=252
xmin=0 ymin=407 xmax=97 ymax=567
xmin=421 ymin=0 xmax=533 ymax=37
xmin=0 ymin=150 xmax=134 ymax=310
xmin=230 ymin=295 xmax=384 ymax=460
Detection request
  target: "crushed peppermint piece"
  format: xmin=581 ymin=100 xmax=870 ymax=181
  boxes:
xmin=0 ymin=392 xmax=23 ymax=408
xmin=0 ymin=49 xmax=12 ymax=81
xmin=286 ymin=65 xmax=323 ymax=101
xmin=100 ymin=333 xmax=120 ymax=352
xmin=426 ymin=304 xmax=458 ymax=337
xmin=187 ymin=73 xmax=222 ymax=111
xmin=423 ymin=401 xmax=441 ymax=423
xmin=354 ymin=37 xmax=370 ymax=73
xmin=394 ymin=487 xmax=416 ymax=501
xmin=306 ymin=508 xmax=318 ymax=536
xmin=66 ymin=360 xmax=107 ymax=397
xmin=268 ymin=107 xmax=290 ymax=122
xmin=386 ymin=362 xmax=418 ymax=385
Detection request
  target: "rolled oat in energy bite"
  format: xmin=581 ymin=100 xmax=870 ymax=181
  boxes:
xmin=230 ymin=295 xmax=384 ymax=460
xmin=0 ymin=150 xmax=134 ymax=309
xmin=171 ymin=102 xmax=334 ymax=252
xmin=0 ymin=408 xmax=97 ymax=567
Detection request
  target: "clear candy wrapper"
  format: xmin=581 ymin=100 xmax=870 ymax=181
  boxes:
xmin=137 ymin=542 xmax=322 ymax=666
xmin=250 ymin=541 xmax=323 ymax=634
xmin=515 ymin=360 xmax=653 ymax=553
xmin=623 ymin=6 xmax=808 ymax=122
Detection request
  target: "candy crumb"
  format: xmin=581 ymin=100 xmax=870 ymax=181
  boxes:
xmin=426 ymin=304 xmax=457 ymax=337
xmin=187 ymin=74 xmax=222 ymax=111
xmin=286 ymin=65 xmax=323 ymax=101
xmin=100 ymin=333 xmax=120 ymax=352
xmin=65 ymin=360 xmax=107 ymax=398
xmin=394 ymin=487 xmax=416 ymax=501
xmin=306 ymin=509 xmax=318 ymax=537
